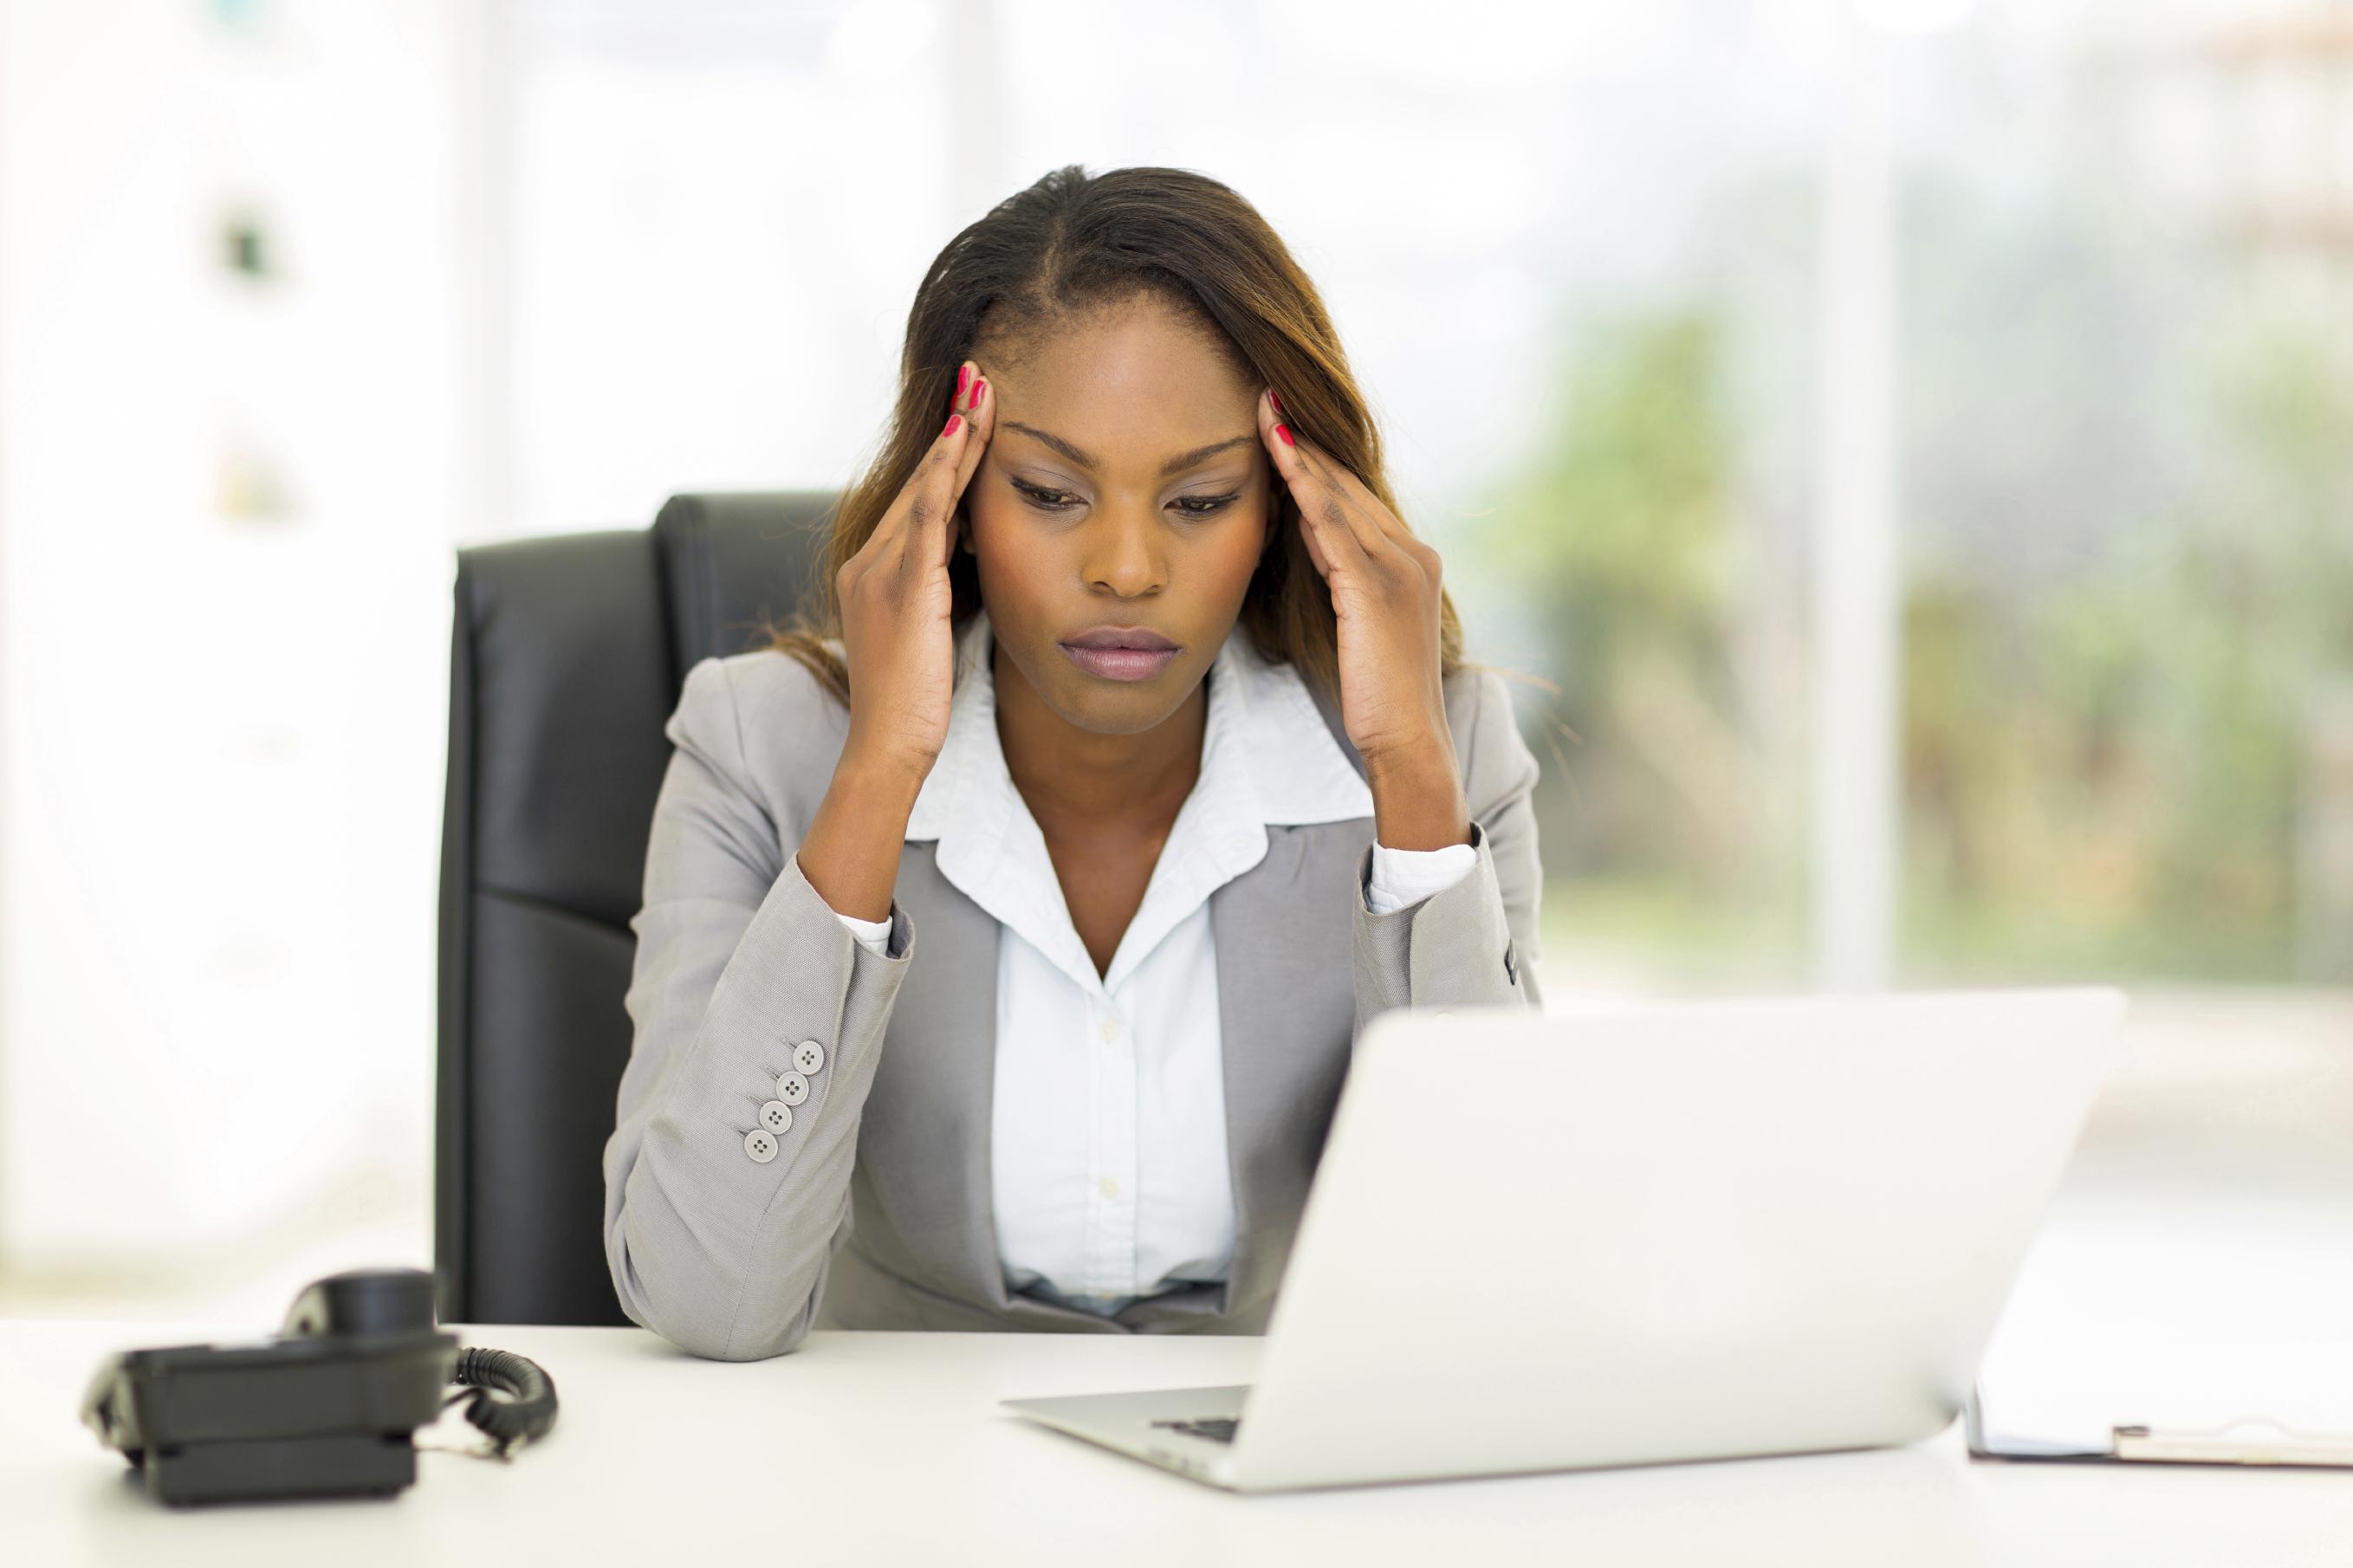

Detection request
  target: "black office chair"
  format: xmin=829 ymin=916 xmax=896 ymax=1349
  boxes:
xmin=436 ymin=491 xmax=837 ymax=1325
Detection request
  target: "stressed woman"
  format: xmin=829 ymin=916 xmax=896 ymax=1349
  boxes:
xmin=603 ymin=166 xmax=1541 ymax=1359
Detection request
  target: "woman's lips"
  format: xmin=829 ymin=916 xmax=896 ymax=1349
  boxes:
xmin=1060 ymin=626 xmax=1181 ymax=682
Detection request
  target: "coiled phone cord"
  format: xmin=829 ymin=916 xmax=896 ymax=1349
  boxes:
xmin=449 ymin=1346 xmax=560 ymax=1456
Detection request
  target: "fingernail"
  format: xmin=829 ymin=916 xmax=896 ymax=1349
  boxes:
xmin=1270 ymin=390 xmax=1284 ymax=415
xmin=1275 ymin=423 xmax=1294 ymax=446
xmin=972 ymin=377 xmax=988 ymax=406
xmin=943 ymin=414 xmax=963 ymax=437
xmin=956 ymin=365 xmax=970 ymax=402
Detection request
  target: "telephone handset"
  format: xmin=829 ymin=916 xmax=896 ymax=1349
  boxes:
xmin=81 ymin=1267 xmax=557 ymax=1506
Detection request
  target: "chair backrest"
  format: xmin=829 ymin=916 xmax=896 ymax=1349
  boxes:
xmin=437 ymin=491 xmax=835 ymax=1325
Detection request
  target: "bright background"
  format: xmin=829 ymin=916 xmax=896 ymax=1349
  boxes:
xmin=1 ymin=0 xmax=2349 ymax=1338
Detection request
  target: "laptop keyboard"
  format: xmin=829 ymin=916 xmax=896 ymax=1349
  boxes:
xmin=1151 ymin=1417 xmax=1240 ymax=1444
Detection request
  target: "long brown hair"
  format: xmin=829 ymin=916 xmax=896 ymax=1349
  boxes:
xmin=775 ymin=164 xmax=1462 ymax=701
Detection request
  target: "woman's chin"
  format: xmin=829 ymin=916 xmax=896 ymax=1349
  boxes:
xmin=1036 ymin=673 xmax=1200 ymax=738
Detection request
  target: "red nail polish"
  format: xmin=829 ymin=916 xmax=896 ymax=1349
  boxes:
xmin=973 ymin=378 xmax=987 ymax=405
xmin=956 ymin=366 xmax=970 ymax=402
xmin=1275 ymin=423 xmax=1294 ymax=446
xmin=1270 ymin=390 xmax=1284 ymax=415
xmin=943 ymin=414 xmax=962 ymax=437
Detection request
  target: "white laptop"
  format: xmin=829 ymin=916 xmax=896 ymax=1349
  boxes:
xmin=1005 ymin=988 xmax=2126 ymax=1491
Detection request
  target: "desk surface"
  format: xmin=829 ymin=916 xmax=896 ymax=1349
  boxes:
xmin=5 ymin=1319 xmax=2350 ymax=1568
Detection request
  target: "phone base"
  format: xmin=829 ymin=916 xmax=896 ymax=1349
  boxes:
xmin=141 ymin=1433 xmax=418 ymax=1506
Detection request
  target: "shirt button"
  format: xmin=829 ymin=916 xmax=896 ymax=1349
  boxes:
xmin=1099 ymin=1176 xmax=1119 ymax=1199
xmin=775 ymin=1072 xmax=810 ymax=1107
xmin=743 ymin=1128 xmax=779 ymax=1163
xmin=793 ymin=1040 xmax=826 ymax=1075
xmin=758 ymin=1100 xmax=794 ymax=1136
xmin=1097 ymin=1017 xmax=1121 ymax=1042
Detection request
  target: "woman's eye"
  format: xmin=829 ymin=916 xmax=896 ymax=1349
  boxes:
xmin=1171 ymin=492 xmax=1241 ymax=518
xmin=1011 ymin=479 xmax=1081 ymax=511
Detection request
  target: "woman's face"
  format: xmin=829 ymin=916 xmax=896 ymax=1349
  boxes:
xmin=966 ymin=298 xmax=1271 ymax=737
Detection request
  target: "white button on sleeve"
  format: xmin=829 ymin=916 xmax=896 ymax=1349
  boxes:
xmin=743 ymin=1127 xmax=779 ymax=1163
xmin=775 ymin=1072 xmax=809 ymax=1107
xmin=793 ymin=1040 xmax=826 ymax=1075
xmin=1365 ymin=841 xmax=1479 ymax=915
xmin=757 ymin=1101 xmax=793 ymax=1135
xmin=833 ymin=910 xmax=893 ymax=956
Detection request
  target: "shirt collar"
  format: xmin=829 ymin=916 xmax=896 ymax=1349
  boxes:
xmin=906 ymin=612 xmax=1371 ymax=996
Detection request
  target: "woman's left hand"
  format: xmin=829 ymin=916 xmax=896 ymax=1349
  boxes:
xmin=1259 ymin=391 xmax=1470 ymax=852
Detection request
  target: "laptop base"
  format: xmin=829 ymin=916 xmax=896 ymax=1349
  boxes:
xmin=1004 ymin=1385 xmax=1249 ymax=1489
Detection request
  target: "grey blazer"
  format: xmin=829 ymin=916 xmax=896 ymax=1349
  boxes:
xmin=603 ymin=648 xmax=1543 ymax=1360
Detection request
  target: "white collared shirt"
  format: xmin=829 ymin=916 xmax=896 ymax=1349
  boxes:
xmin=835 ymin=615 xmax=1473 ymax=1313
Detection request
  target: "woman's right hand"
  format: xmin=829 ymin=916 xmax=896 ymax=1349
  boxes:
xmin=800 ymin=364 xmax=992 ymax=922
xmin=836 ymin=364 xmax=994 ymax=776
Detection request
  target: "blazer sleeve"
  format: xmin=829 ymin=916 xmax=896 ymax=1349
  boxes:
xmin=602 ymin=656 xmax=914 ymax=1360
xmin=1351 ymin=668 xmax=1545 ymax=1022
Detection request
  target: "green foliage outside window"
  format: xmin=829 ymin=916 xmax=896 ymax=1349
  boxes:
xmin=1474 ymin=304 xmax=2353 ymax=987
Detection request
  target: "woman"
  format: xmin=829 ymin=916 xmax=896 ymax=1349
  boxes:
xmin=604 ymin=166 xmax=1541 ymax=1360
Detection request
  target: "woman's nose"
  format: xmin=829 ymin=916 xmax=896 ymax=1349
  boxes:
xmin=1080 ymin=504 xmax=1166 ymax=599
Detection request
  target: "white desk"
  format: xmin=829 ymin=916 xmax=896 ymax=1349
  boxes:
xmin=5 ymin=1319 xmax=2349 ymax=1567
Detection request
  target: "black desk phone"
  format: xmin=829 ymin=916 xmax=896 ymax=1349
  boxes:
xmin=81 ymin=1267 xmax=557 ymax=1506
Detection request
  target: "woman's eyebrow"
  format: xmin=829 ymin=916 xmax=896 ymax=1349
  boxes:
xmin=1160 ymin=435 xmax=1254 ymax=476
xmin=1000 ymin=423 xmax=1254 ymax=477
xmin=1001 ymin=422 xmax=1098 ymax=469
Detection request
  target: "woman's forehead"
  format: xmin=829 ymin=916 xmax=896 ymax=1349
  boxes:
xmin=984 ymin=301 xmax=1257 ymax=467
